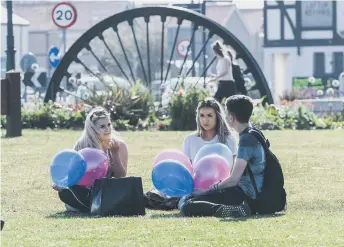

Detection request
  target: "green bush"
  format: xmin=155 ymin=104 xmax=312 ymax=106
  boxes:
xmin=20 ymin=103 xmax=85 ymax=129
xmin=0 ymin=81 xmax=155 ymax=131
xmin=250 ymin=99 xmax=344 ymax=130
xmin=84 ymin=81 xmax=152 ymax=127
xmin=16 ymin=102 xmax=85 ymax=129
xmin=1 ymin=102 xmax=156 ymax=131
xmin=1 ymin=91 xmax=343 ymax=131
xmin=169 ymin=87 xmax=210 ymax=130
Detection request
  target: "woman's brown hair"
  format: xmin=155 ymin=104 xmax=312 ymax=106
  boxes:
xmin=212 ymin=41 xmax=224 ymax=57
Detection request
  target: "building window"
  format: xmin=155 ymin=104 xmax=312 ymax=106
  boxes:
xmin=333 ymin=52 xmax=344 ymax=78
xmin=313 ymin=52 xmax=325 ymax=78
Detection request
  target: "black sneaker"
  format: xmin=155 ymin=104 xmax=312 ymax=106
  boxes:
xmin=214 ymin=201 xmax=251 ymax=218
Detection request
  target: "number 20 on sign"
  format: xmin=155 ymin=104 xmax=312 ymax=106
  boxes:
xmin=52 ymin=2 xmax=77 ymax=29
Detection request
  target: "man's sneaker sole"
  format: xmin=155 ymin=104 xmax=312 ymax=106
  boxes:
xmin=214 ymin=201 xmax=251 ymax=218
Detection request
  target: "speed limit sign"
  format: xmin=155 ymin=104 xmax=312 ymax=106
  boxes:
xmin=177 ymin=40 xmax=191 ymax=57
xmin=52 ymin=2 xmax=77 ymax=28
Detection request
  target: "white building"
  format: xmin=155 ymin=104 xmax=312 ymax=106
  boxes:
xmin=263 ymin=0 xmax=344 ymax=101
xmin=1 ymin=5 xmax=30 ymax=77
xmin=221 ymin=5 xmax=264 ymax=68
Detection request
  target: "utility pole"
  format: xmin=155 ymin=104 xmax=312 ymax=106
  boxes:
xmin=202 ymin=0 xmax=206 ymax=83
xmin=6 ymin=0 xmax=16 ymax=71
xmin=191 ymin=0 xmax=196 ymax=76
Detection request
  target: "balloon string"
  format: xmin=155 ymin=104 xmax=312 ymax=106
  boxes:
xmin=68 ymin=188 xmax=90 ymax=209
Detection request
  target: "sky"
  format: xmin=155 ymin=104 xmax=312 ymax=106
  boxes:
xmin=8 ymin=0 xmax=264 ymax=9
xmin=6 ymin=0 xmax=264 ymax=10
xmin=133 ymin=0 xmax=264 ymax=9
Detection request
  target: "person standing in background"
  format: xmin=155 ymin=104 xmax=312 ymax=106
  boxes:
xmin=209 ymin=41 xmax=236 ymax=103
xmin=228 ymin=51 xmax=248 ymax=96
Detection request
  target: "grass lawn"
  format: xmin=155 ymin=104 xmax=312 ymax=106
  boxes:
xmin=1 ymin=130 xmax=344 ymax=246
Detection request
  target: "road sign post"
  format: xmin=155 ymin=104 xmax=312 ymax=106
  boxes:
xmin=51 ymin=2 xmax=77 ymax=92
xmin=52 ymin=2 xmax=77 ymax=55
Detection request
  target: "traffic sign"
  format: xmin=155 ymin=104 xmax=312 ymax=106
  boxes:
xmin=48 ymin=46 xmax=60 ymax=68
xmin=20 ymin=53 xmax=37 ymax=72
xmin=22 ymin=71 xmax=47 ymax=88
xmin=52 ymin=2 xmax=77 ymax=28
xmin=177 ymin=40 xmax=191 ymax=57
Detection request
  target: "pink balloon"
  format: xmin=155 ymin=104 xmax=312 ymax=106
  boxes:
xmin=193 ymin=154 xmax=230 ymax=190
xmin=154 ymin=150 xmax=193 ymax=174
xmin=77 ymin=148 xmax=109 ymax=186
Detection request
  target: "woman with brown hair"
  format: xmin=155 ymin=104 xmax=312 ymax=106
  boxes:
xmin=209 ymin=41 xmax=236 ymax=103
xmin=182 ymin=97 xmax=237 ymax=164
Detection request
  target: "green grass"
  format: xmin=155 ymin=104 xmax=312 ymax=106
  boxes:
xmin=1 ymin=130 xmax=344 ymax=246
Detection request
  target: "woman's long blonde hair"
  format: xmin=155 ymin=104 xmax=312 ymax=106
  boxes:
xmin=195 ymin=97 xmax=232 ymax=144
xmin=74 ymin=107 xmax=121 ymax=151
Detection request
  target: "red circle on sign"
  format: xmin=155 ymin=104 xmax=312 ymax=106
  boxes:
xmin=177 ymin=40 xmax=190 ymax=57
xmin=52 ymin=2 xmax=77 ymax=29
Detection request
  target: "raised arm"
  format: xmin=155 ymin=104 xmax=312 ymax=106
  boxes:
xmin=108 ymin=140 xmax=128 ymax=178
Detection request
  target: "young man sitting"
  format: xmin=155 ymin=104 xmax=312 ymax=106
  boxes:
xmin=181 ymin=95 xmax=266 ymax=218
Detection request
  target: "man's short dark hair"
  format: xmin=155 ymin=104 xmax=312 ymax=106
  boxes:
xmin=225 ymin=95 xmax=253 ymax=123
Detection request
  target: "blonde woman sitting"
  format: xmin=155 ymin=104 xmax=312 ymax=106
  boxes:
xmin=53 ymin=107 xmax=128 ymax=213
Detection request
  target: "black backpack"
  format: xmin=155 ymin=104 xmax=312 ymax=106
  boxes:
xmin=232 ymin=64 xmax=248 ymax=95
xmin=245 ymin=127 xmax=287 ymax=214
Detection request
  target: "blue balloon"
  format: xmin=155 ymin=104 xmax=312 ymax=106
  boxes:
xmin=194 ymin=143 xmax=233 ymax=167
xmin=50 ymin=149 xmax=87 ymax=188
xmin=152 ymin=160 xmax=194 ymax=197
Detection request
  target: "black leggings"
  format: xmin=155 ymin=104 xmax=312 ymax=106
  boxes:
xmin=181 ymin=186 xmax=248 ymax=217
xmin=58 ymin=185 xmax=91 ymax=213
xmin=214 ymin=80 xmax=236 ymax=103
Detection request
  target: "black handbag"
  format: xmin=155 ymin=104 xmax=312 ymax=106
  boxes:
xmin=90 ymin=177 xmax=146 ymax=217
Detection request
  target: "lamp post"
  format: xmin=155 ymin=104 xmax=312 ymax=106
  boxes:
xmin=4 ymin=0 xmax=21 ymax=138
xmin=6 ymin=0 xmax=16 ymax=71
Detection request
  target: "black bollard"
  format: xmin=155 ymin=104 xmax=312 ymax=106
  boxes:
xmin=5 ymin=71 xmax=22 ymax=137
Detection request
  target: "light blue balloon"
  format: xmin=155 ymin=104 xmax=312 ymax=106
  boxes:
xmin=194 ymin=143 xmax=233 ymax=166
xmin=50 ymin=149 xmax=86 ymax=188
xmin=152 ymin=160 xmax=194 ymax=197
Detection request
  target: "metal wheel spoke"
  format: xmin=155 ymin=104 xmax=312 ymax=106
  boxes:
xmin=129 ymin=20 xmax=148 ymax=85
xmin=113 ymin=25 xmax=136 ymax=85
xmin=183 ymin=32 xmax=213 ymax=79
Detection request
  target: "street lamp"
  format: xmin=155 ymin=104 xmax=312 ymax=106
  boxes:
xmin=6 ymin=0 xmax=16 ymax=71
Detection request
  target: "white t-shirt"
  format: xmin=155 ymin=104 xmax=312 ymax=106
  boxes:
xmin=216 ymin=57 xmax=234 ymax=81
xmin=183 ymin=133 xmax=237 ymax=164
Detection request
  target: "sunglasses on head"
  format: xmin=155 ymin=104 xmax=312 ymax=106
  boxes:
xmin=199 ymin=98 xmax=219 ymax=108
xmin=90 ymin=109 xmax=108 ymax=121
